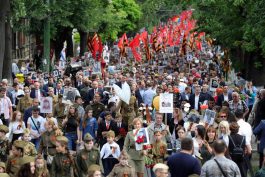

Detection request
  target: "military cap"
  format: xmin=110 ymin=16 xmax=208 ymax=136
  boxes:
xmin=56 ymin=136 xmax=68 ymax=143
xmin=13 ymin=140 xmax=26 ymax=149
xmin=83 ymin=133 xmax=93 ymax=142
xmin=87 ymin=164 xmax=101 ymax=176
xmin=106 ymin=130 xmax=115 ymax=138
xmin=0 ymin=125 xmax=9 ymax=133
xmin=20 ymin=156 xmax=35 ymax=165
xmin=0 ymin=173 xmax=10 ymax=177
xmin=0 ymin=162 xmax=6 ymax=169
xmin=152 ymin=163 xmax=169 ymax=173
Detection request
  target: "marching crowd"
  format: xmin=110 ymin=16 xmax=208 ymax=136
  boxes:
xmin=2 ymin=48 xmax=265 ymax=177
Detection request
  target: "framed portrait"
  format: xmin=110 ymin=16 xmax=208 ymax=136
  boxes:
xmin=40 ymin=97 xmax=53 ymax=113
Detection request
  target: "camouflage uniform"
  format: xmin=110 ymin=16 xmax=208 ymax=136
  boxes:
xmin=53 ymin=103 xmax=66 ymax=129
xmin=150 ymin=141 xmax=168 ymax=164
xmin=17 ymin=96 xmax=33 ymax=113
xmin=107 ymin=163 xmax=134 ymax=177
xmin=0 ymin=125 xmax=9 ymax=162
xmin=51 ymin=136 xmax=75 ymax=177
xmin=23 ymin=141 xmax=37 ymax=157
xmin=75 ymin=133 xmax=101 ymax=177
xmin=6 ymin=140 xmax=25 ymax=177
xmin=38 ymin=130 xmax=57 ymax=156
xmin=118 ymin=96 xmax=138 ymax=129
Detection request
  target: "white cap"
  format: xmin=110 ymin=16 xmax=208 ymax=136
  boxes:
xmin=153 ymin=163 xmax=169 ymax=173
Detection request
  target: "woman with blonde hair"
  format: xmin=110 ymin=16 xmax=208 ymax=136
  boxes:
xmin=218 ymin=120 xmax=230 ymax=146
xmin=123 ymin=117 xmax=145 ymax=177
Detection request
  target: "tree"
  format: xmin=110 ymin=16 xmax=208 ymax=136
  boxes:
xmin=187 ymin=0 xmax=265 ymax=84
xmin=99 ymin=0 xmax=142 ymax=40
xmin=0 ymin=0 xmax=12 ymax=80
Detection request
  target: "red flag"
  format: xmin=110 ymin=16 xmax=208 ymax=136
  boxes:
xmin=129 ymin=34 xmax=142 ymax=62
xmin=141 ymin=31 xmax=151 ymax=60
xmin=129 ymin=34 xmax=140 ymax=48
xmin=92 ymin=33 xmax=100 ymax=59
xmin=118 ymin=33 xmax=128 ymax=57
xmin=131 ymin=48 xmax=142 ymax=62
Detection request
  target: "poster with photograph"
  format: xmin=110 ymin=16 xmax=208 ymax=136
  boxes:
xmin=40 ymin=97 xmax=53 ymax=113
xmin=159 ymin=93 xmax=173 ymax=113
xmin=203 ymin=109 xmax=216 ymax=125
xmin=133 ymin=128 xmax=150 ymax=151
xmin=53 ymin=69 xmax=59 ymax=77
xmin=210 ymin=78 xmax=219 ymax=92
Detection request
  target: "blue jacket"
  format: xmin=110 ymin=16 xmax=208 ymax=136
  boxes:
xmin=253 ymin=120 xmax=265 ymax=153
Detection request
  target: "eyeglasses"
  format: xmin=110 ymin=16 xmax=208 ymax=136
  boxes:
xmin=220 ymin=116 xmax=227 ymax=118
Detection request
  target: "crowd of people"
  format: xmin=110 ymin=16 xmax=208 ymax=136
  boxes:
xmin=4 ymin=43 xmax=265 ymax=177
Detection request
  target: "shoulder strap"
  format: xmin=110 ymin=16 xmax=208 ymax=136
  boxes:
xmin=30 ymin=117 xmax=40 ymax=134
xmin=228 ymin=135 xmax=236 ymax=147
xmin=239 ymin=136 xmax=245 ymax=148
xmin=214 ymin=159 xmax=228 ymax=177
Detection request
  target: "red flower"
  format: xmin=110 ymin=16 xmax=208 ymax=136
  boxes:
xmin=136 ymin=136 xmax=145 ymax=144
xmin=119 ymin=128 xmax=127 ymax=137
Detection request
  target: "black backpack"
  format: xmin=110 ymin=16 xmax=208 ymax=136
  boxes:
xmin=229 ymin=135 xmax=245 ymax=161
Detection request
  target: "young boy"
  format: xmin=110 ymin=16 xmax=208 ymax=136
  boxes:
xmin=115 ymin=114 xmax=127 ymax=151
xmin=21 ymin=128 xmax=37 ymax=157
xmin=6 ymin=140 xmax=25 ymax=177
xmin=0 ymin=125 xmax=9 ymax=162
xmin=107 ymin=150 xmax=135 ymax=177
xmin=100 ymin=130 xmax=120 ymax=176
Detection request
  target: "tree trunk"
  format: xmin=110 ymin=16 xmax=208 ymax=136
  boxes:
xmin=0 ymin=0 xmax=9 ymax=80
xmin=66 ymin=28 xmax=73 ymax=57
xmin=3 ymin=14 xmax=12 ymax=81
xmin=79 ymin=30 xmax=87 ymax=57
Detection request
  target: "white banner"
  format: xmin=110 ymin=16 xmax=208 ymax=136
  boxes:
xmin=159 ymin=93 xmax=173 ymax=113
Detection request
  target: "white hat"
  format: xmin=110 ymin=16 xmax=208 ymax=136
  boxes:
xmin=153 ymin=163 xmax=169 ymax=173
xmin=180 ymin=78 xmax=184 ymax=82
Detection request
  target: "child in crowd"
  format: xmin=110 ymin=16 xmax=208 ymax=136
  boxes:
xmin=0 ymin=125 xmax=9 ymax=162
xmin=100 ymin=130 xmax=121 ymax=176
xmin=108 ymin=150 xmax=135 ymax=177
xmin=78 ymin=107 xmax=98 ymax=143
xmin=9 ymin=111 xmax=26 ymax=143
xmin=0 ymin=162 xmax=6 ymax=173
xmin=6 ymin=140 xmax=25 ymax=177
xmin=50 ymin=136 xmax=75 ymax=177
xmin=21 ymin=128 xmax=37 ymax=157
xmin=35 ymin=155 xmax=50 ymax=177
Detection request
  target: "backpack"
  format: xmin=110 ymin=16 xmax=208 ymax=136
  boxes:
xmin=229 ymin=135 xmax=245 ymax=161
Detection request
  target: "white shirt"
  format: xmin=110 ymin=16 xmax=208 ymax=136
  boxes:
xmin=195 ymin=95 xmax=199 ymax=110
xmin=224 ymin=94 xmax=229 ymax=102
xmin=9 ymin=121 xmax=26 ymax=141
xmin=27 ymin=116 xmax=46 ymax=138
xmin=100 ymin=141 xmax=120 ymax=159
xmin=237 ymin=119 xmax=252 ymax=147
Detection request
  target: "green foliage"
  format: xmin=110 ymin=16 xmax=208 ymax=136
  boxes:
xmin=186 ymin=0 xmax=265 ymax=67
xmin=11 ymin=0 xmax=142 ymax=42
xmin=99 ymin=0 xmax=142 ymax=40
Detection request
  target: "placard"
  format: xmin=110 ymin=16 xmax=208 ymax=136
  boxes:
xmin=203 ymin=109 xmax=216 ymax=125
xmin=210 ymin=78 xmax=219 ymax=92
xmin=40 ymin=97 xmax=53 ymax=113
xmin=159 ymin=93 xmax=173 ymax=113
xmin=133 ymin=128 xmax=150 ymax=151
